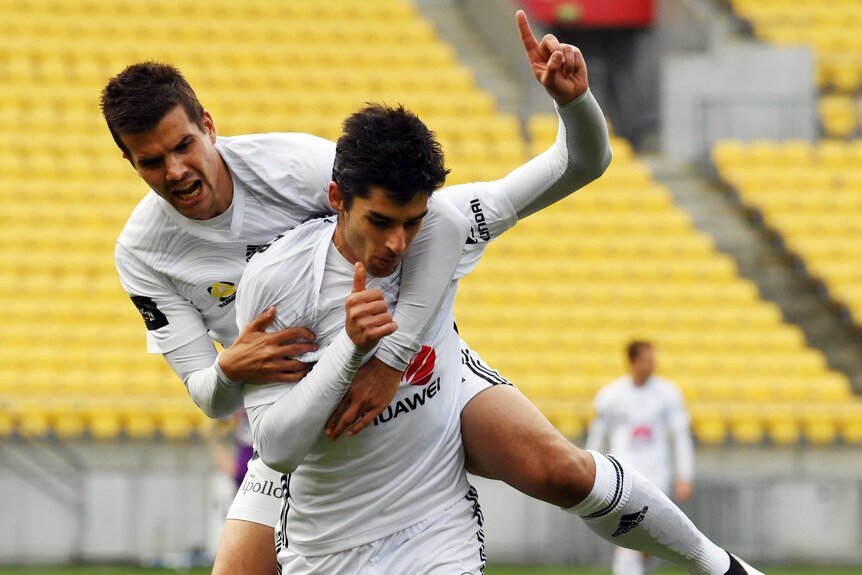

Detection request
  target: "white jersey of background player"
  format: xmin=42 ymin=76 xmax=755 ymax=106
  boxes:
xmin=587 ymin=341 xmax=695 ymax=575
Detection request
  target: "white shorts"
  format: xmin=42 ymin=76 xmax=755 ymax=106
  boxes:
xmin=225 ymin=454 xmax=285 ymax=527
xmin=225 ymin=342 xmax=511 ymax=529
xmin=457 ymin=338 xmax=513 ymax=411
xmin=279 ymin=486 xmax=486 ymax=575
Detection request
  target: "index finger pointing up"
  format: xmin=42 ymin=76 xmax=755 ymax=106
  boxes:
xmin=516 ymin=9 xmax=540 ymax=53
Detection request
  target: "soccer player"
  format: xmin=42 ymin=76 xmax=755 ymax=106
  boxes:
xmin=104 ymin=9 xmax=760 ymax=574
xmin=587 ymin=341 xmax=696 ymax=575
xmin=236 ymin=19 xmax=761 ymax=575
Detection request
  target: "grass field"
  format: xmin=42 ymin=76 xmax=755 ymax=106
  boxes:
xmin=0 ymin=567 xmax=859 ymax=575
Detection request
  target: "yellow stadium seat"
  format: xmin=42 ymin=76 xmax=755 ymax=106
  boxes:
xmin=764 ymin=405 xmax=800 ymax=445
xmin=691 ymin=405 xmax=727 ymax=445
xmin=802 ymin=405 xmax=840 ymax=445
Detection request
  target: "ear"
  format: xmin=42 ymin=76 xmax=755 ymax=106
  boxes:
xmin=122 ymin=151 xmax=138 ymax=171
xmin=328 ymin=181 xmax=344 ymax=212
xmin=203 ymin=109 xmax=217 ymax=143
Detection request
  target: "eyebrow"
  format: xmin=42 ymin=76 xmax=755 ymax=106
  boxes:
xmin=137 ymin=135 xmax=194 ymax=164
xmin=367 ymin=209 xmax=429 ymax=224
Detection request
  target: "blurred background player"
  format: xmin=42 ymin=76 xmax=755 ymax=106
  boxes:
xmin=587 ymin=340 xmax=696 ymax=575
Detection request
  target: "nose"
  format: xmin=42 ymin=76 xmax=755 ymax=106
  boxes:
xmin=385 ymin=227 xmax=406 ymax=255
xmin=165 ymin=154 xmax=186 ymax=182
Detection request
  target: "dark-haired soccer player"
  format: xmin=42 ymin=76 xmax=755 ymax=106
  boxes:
xmin=237 ymin=14 xmax=761 ymax=575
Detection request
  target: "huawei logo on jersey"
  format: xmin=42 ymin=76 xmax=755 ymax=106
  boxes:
xmin=403 ymin=345 xmax=436 ymax=386
xmin=208 ymin=282 xmax=237 ymax=308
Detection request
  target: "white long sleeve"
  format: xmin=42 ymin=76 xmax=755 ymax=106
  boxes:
xmin=163 ymin=333 xmax=243 ymax=419
xmin=502 ymin=88 xmax=611 ymax=219
xmin=246 ymin=330 xmax=365 ymax=474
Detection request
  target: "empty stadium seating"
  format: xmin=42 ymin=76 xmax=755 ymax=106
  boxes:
xmin=1 ymin=0 xmax=514 ymax=440
xmin=1 ymin=0 xmax=858 ymax=446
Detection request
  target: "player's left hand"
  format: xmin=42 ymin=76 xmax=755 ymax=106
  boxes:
xmin=517 ymin=9 xmax=588 ymax=106
xmin=325 ymin=356 xmax=402 ymax=441
xmin=674 ymin=479 xmax=694 ymax=502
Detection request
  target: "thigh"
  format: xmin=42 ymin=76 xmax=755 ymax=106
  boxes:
xmin=212 ymin=519 xmax=278 ymax=575
xmin=215 ymin=455 xmax=283 ymax=575
xmin=460 ymin=383 xmax=594 ymax=507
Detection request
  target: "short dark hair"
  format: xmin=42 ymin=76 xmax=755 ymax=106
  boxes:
xmin=627 ymin=340 xmax=653 ymax=363
xmin=332 ymin=103 xmax=449 ymax=209
xmin=100 ymin=61 xmax=205 ymax=156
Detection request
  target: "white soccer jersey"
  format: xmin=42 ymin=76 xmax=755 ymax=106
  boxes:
xmin=237 ymin=184 xmax=517 ymax=556
xmin=115 ymin=133 xmax=336 ymax=354
xmin=586 ymin=375 xmax=694 ymax=492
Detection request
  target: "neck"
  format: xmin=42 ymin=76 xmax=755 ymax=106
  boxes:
xmin=332 ymin=222 xmax=358 ymax=264
xmin=632 ymin=374 xmax=648 ymax=386
xmin=212 ymin=152 xmax=235 ymax=217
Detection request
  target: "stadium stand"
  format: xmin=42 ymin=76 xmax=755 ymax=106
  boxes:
xmin=0 ymin=0 xmax=520 ymax=440
xmin=0 ymin=0 xmax=857 ymax=447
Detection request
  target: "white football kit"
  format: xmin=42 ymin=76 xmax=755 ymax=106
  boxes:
xmin=115 ymin=132 xmax=473 ymax=526
xmin=237 ymin=187 xmax=517 ymax=567
xmin=586 ymin=375 xmax=694 ymax=494
xmin=115 ymin=87 xmax=611 ymax=535
xmin=236 ymin=91 xmax=611 ymax=570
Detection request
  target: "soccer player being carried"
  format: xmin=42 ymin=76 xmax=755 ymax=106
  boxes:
xmin=236 ymin=12 xmax=762 ymax=575
xmin=106 ymin=9 xmax=760 ymax=574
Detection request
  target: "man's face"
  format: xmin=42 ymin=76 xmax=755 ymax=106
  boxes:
xmin=330 ymin=183 xmax=430 ymax=278
xmin=120 ymin=105 xmax=229 ymax=220
xmin=631 ymin=346 xmax=656 ymax=380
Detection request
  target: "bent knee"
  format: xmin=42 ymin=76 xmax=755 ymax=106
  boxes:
xmin=541 ymin=445 xmax=595 ymax=508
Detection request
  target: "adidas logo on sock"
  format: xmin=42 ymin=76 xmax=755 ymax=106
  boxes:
xmin=612 ymin=505 xmax=649 ymax=537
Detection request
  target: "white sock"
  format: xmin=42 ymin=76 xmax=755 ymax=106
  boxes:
xmin=568 ymin=451 xmax=730 ymax=575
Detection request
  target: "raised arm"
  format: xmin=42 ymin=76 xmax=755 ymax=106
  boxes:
xmin=504 ymin=10 xmax=611 ymax=218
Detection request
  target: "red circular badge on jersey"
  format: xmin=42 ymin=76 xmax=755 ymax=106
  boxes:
xmin=403 ymin=345 xmax=436 ymax=386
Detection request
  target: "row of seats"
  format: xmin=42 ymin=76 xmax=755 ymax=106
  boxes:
xmin=539 ymin=400 xmax=862 ymax=445
xmin=732 ymin=0 xmax=862 ymax=93
xmin=713 ymin=139 xmax=862 ymax=324
xmin=0 ymin=397 xmax=210 ymax=440
xmin=5 ymin=396 xmax=861 ymax=445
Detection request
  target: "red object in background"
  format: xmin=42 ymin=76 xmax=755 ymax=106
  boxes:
xmin=521 ymin=0 xmax=655 ymax=28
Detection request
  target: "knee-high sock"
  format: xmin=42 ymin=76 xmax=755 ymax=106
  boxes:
xmin=568 ymin=451 xmax=730 ymax=575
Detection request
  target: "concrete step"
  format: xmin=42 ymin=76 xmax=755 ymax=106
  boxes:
xmin=646 ymin=155 xmax=862 ymax=393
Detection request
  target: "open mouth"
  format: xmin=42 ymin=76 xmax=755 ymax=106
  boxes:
xmin=173 ymin=180 xmax=202 ymax=202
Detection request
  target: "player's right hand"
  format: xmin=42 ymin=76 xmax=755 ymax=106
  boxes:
xmin=218 ymin=306 xmax=317 ymax=384
xmin=345 ymin=262 xmax=398 ymax=351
